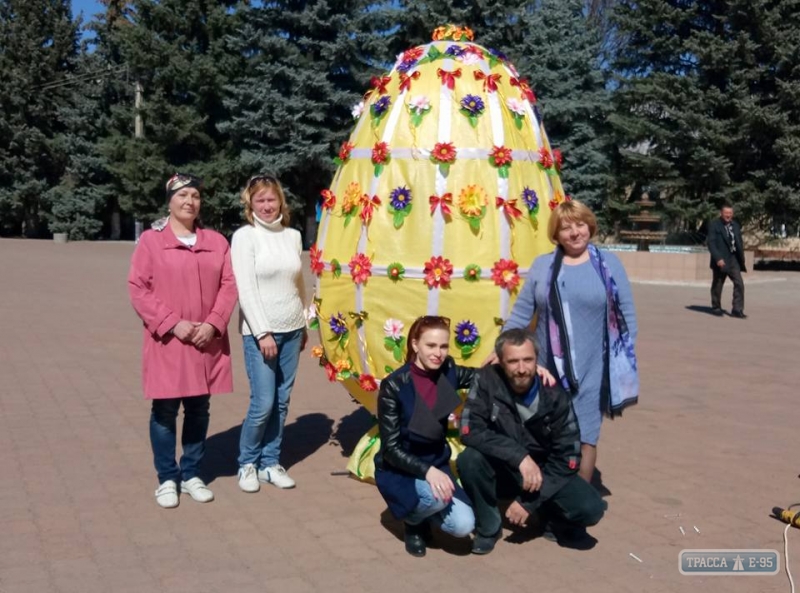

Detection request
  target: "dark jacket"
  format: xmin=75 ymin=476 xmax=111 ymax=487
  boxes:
xmin=460 ymin=365 xmax=581 ymax=513
xmin=707 ymin=217 xmax=746 ymax=271
xmin=375 ymin=358 xmax=475 ymax=519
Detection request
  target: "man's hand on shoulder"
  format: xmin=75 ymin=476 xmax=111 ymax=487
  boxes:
xmin=505 ymin=500 xmax=530 ymax=527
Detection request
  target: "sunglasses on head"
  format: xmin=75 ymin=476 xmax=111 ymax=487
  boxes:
xmin=166 ymin=172 xmax=203 ymax=194
xmin=247 ymin=174 xmax=279 ymax=189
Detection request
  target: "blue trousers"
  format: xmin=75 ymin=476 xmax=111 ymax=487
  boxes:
xmin=405 ymin=479 xmax=475 ymax=538
xmin=150 ymin=395 xmax=210 ymax=484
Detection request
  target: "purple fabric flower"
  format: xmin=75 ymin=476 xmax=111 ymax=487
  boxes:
xmin=488 ymin=48 xmax=508 ymax=62
xmin=445 ymin=45 xmax=465 ymax=58
xmin=389 ymin=186 xmax=412 ymax=210
xmin=372 ymin=96 xmax=391 ymax=117
xmin=460 ymin=94 xmax=485 ymax=116
xmin=521 ymin=187 xmax=538 ymax=211
xmin=455 ymin=320 xmax=479 ymax=345
xmin=329 ymin=312 xmax=347 ymax=336
xmin=396 ymin=60 xmax=416 ymax=73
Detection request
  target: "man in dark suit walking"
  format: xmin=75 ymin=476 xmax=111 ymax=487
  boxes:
xmin=707 ymin=204 xmax=747 ymax=318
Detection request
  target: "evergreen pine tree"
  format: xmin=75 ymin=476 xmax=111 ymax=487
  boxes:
xmin=0 ymin=0 xmax=79 ymax=237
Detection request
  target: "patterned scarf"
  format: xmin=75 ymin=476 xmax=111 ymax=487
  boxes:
xmin=546 ymin=244 xmax=639 ymax=417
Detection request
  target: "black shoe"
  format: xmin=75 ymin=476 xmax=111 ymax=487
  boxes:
xmin=711 ymin=307 xmax=724 ymax=317
xmin=404 ymin=523 xmax=427 ymax=557
xmin=471 ymin=529 xmax=502 ymax=555
xmin=731 ymin=310 xmax=747 ymax=319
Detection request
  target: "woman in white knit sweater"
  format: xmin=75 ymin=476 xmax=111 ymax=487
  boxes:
xmin=231 ymin=175 xmax=307 ymax=493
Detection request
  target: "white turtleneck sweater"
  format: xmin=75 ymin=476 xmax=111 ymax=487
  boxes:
xmin=231 ymin=215 xmax=307 ymax=337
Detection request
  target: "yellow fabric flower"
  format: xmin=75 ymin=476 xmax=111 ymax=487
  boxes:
xmin=458 ymin=185 xmax=488 ymax=217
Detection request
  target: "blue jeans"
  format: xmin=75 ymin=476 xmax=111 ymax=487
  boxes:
xmin=405 ymin=479 xmax=475 ymax=538
xmin=150 ymin=395 xmax=211 ymax=484
xmin=238 ymin=330 xmax=303 ymax=469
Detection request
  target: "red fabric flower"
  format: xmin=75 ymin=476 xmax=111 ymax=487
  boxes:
xmin=338 ymin=141 xmax=354 ymax=162
xmin=491 ymin=259 xmax=520 ymax=291
xmin=429 ymin=193 xmax=453 ymax=216
xmin=436 ymin=67 xmax=462 ymax=90
xmin=372 ymin=142 xmax=390 ymax=164
xmin=309 ymin=244 xmax=324 ymax=276
xmin=490 ymin=146 xmax=513 ymax=167
xmin=320 ymin=189 xmax=336 ymax=210
xmin=510 ymin=77 xmax=536 ymax=104
xmin=423 ymin=256 xmax=453 ymax=289
xmin=431 ymin=142 xmax=457 ymax=164
xmin=359 ymin=194 xmax=381 ymax=224
xmin=474 ymin=71 xmax=502 ymax=92
xmin=553 ymin=149 xmax=563 ymax=171
xmin=324 ymin=362 xmax=337 ymax=382
xmin=495 ymin=197 xmax=523 ymax=220
xmin=349 ymin=253 xmax=373 ymax=285
xmin=398 ymin=71 xmax=421 ymax=93
xmin=463 ymin=44 xmax=485 ymax=59
xmin=402 ymin=47 xmax=424 ymax=62
xmin=358 ymin=374 xmax=378 ymax=392
xmin=370 ymin=75 xmax=391 ymax=95
xmin=539 ymin=148 xmax=554 ymax=169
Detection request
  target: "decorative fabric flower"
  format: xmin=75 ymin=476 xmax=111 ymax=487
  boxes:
xmin=334 ymin=358 xmax=353 ymax=380
xmin=329 ymin=312 xmax=348 ymax=336
xmin=320 ymin=189 xmax=336 ymax=210
xmin=539 ymin=147 xmax=554 ymax=170
xmin=464 ymin=264 xmax=481 ymax=282
xmin=371 ymin=95 xmax=392 ymax=123
xmin=429 ymin=193 xmax=453 ymax=217
xmin=383 ymin=318 xmax=406 ymax=362
xmin=396 ymin=59 xmax=417 ymax=73
xmin=341 ymin=181 xmax=362 ymax=226
xmin=334 ymin=141 xmax=354 ymax=166
xmin=549 ymin=190 xmax=570 ymax=211
xmin=445 ymin=45 xmax=465 ymax=58
xmin=488 ymin=47 xmax=508 ymax=65
xmin=407 ymin=95 xmax=431 ymax=127
xmin=511 ymin=76 xmax=537 ymax=104
xmin=306 ymin=303 xmax=319 ymax=330
xmin=521 ymin=187 xmax=539 ymax=220
xmin=349 ymin=253 xmax=372 ymax=285
xmin=388 ymin=186 xmax=412 ymax=228
xmin=359 ymin=194 xmax=381 ymax=225
xmin=402 ymin=47 xmax=425 ymax=63
xmin=311 ymin=345 xmax=324 ymax=358
xmin=387 ymin=262 xmax=406 ymax=281
xmin=358 ymin=374 xmax=378 ymax=392
xmin=491 ymin=259 xmax=521 ymax=291
xmin=506 ymin=98 xmax=526 ymax=130
xmin=424 ymin=256 xmax=454 ymax=289
xmin=351 ymin=101 xmax=365 ymax=119
xmin=432 ymin=25 xmax=474 ymax=42
xmin=460 ymin=94 xmax=485 ymax=128
xmin=431 ymin=142 xmax=457 ymax=175
xmin=454 ymin=320 xmax=481 ymax=359
xmin=459 ymin=53 xmax=482 ymax=66
xmin=372 ymin=142 xmax=391 ymax=176
xmin=309 ymin=244 xmax=324 ymax=276
xmin=458 ymin=185 xmax=488 ymax=232
xmin=489 ymin=145 xmax=513 ymax=178
xmin=553 ymin=149 xmax=563 ymax=172
xmin=324 ymin=362 xmax=337 ymax=382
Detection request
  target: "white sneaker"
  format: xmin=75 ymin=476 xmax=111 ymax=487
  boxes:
xmin=258 ymin=465 xmax=295 ymax=489
xmin=155 ymin=480 xmax=179 ymax=509
xmin=180 ymin=477 xmax=215 ymax=502
xmin=238 ymin=464 xmax=260 ymax=493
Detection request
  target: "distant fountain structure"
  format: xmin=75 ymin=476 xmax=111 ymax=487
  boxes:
xmin=619 ymin=193 xmax=668 ymax=251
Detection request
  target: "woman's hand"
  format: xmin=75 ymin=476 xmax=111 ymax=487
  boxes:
xmin=481 ymin=351 xmax=499 ymax=367
xmin=300 ymin=329 xmax=308 ymax=352
xmin=259 ymin=334 xmax=278 ymax=360
xmin=425 ymin=466 xmax=455 ymax=503
xmin=536 ymin=365 xmax=556 ymax=387
xmin=171 ymin=320 xmax=198 ymax=343
xmin=191 ymin=322 xmax=217 ymax=349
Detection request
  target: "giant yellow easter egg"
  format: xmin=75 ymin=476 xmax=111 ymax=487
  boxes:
xmin=309 ymin=26 xmax=566 ymax=478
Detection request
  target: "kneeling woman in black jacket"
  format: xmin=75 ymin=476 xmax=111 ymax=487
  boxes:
xmin=375 ymin=315 xmax=475 ymax=557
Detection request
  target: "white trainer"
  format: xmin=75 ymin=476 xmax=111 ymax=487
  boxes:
xmin=180 ymin=477 xmax=215 ymax=502
xmin=155 ymin=480 xmax=179 ymax=509
xmin=258 ymin=465 xmax=295 ymax=489
xmin=238 ymin=464 xmax=260 ymax=493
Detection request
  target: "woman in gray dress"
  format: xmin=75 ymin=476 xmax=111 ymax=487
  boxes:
xmin=485 ymin=200 xmax=638 ymax=483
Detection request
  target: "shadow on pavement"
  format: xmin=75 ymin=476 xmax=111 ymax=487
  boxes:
xmin=202 ymin=412 xmax=334 ymax=483
xmin=331 ymin=407 xmax=375 ymax=457
xmin=685 ymin=305 xmax=723 ymax=316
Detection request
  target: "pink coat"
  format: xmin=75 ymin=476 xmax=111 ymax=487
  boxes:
xmin=128 ymin=225 xmax=238 ymax=399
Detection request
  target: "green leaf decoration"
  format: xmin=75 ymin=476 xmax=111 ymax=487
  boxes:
xmin=384 ymin=336 xmax=397 ymax=350
xmin=514 ymin=115 xmax=523 ymax=130
xmin=392 ymin=345 xmax=403 ymax=361
xmin=438 ymin=162 xmax=450 ymax=176
xmin=309 ymin=318 xmax=320 ymax=330
xmin=384 ymin=365 xmax=395 ymax=374
xmin=498 ymin=165 xmax=510 ymax=179
xmin=393 ymin=210 xmax=405 ymax=229
xmin=331 ymin=259 xmax=341 ymax=278
xmin=340 ymin=370 xmax=352 ymax=380
xmin=343 ymin=214 xmax=354 ymax=227
xmin=469 ymin=115 xmax=479 ymax=128
xmin=488 ymin=55 xmax=500 ymax=68
xmin=468 ymin=215 xmax=481 ymax=233
xmin=374 ymin=163 xmax=384 ymax=176
xmin=333 ymin=156 xmax=344 ymax=166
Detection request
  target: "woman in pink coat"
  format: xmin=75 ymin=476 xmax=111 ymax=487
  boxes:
xmin=128 ymin=173 xmax=238 ymax=509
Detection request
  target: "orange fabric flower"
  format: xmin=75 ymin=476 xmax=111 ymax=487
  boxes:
xmin=458 ymin=185 xmax=488 ymax=218
xmin=342 ymin=182 xmax=361 ymax=215
xmin=311 ymin=345 xmax=324 ymax=358
xmin=349 ymin=253 xmax=373 ymax=285
xmin=491 ymin=259 xmax=520 ymax=291
xmin=423 ymin=256 xmax=453 ymax=289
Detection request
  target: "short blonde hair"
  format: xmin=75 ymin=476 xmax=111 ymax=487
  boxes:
xmin=547 ymin=200 xmax=597 ymax=245
xmin=240 ymin=175 xmax=291 ymax=227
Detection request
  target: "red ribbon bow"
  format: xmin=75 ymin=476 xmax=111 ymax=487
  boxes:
xmin=370 ymin=75 xmax=392 ymax=95
xmin=510 ymin=77 xmax=536 ymax=104
xmin=495 ymin=197 xmax=523 ymax=219
xmin=474 ymin=71 xmax=502 ymax=92
xmin=359 ymin=194 xmax=382 ymax=224
xmin=398 ymin=71 xmax=420 ymax=93
xmin=429 ymin=193 xmax=453 ymax=216
xmin=436 ymin=68 xmax=462 ymax=90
